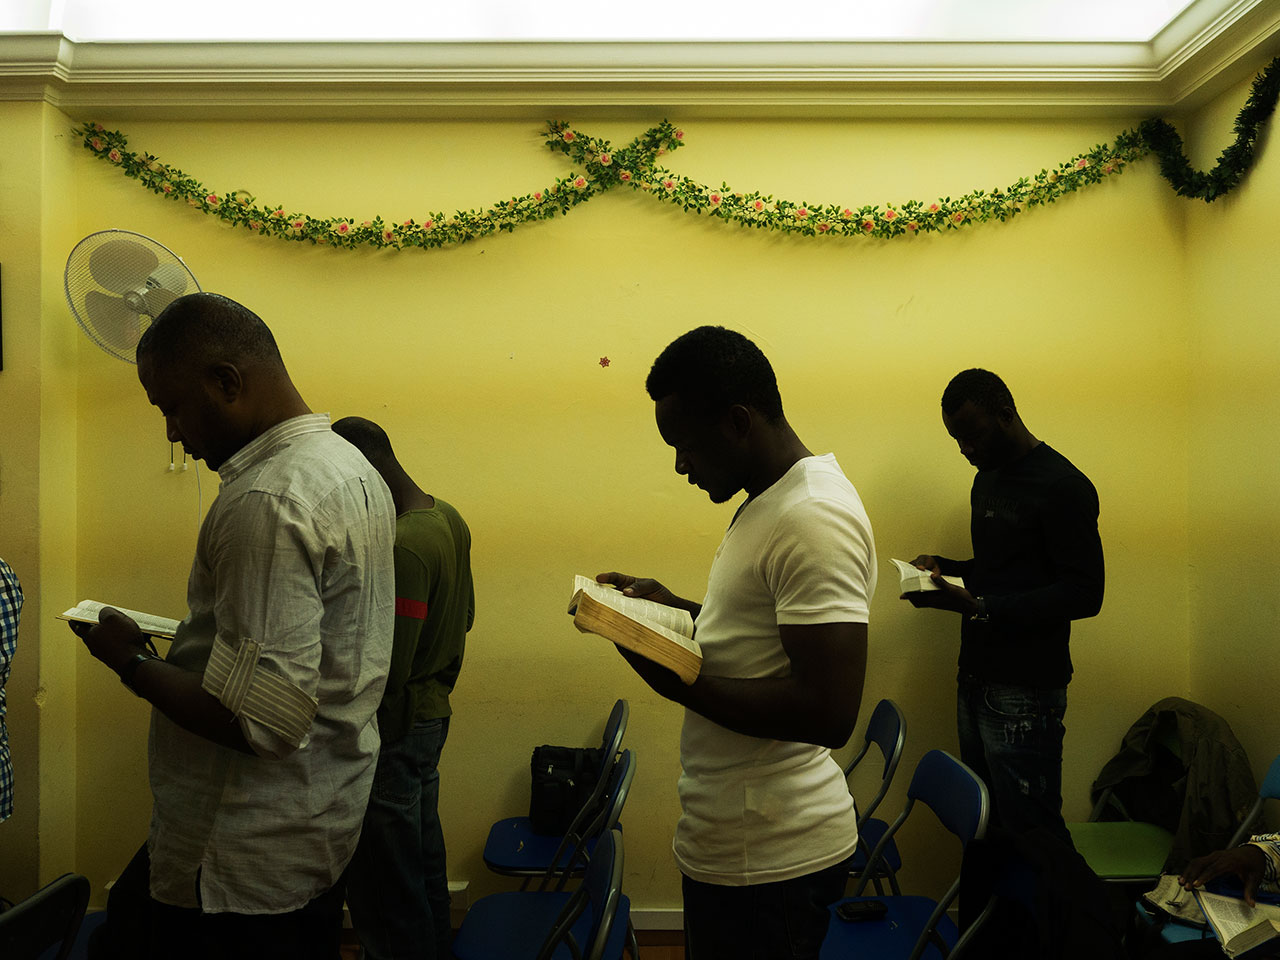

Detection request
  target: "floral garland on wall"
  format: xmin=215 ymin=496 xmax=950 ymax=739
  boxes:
xmin=77 ymin=56 xmax=1278 ymax=250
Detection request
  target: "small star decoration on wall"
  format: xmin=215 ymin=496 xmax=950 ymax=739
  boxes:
xmin=598 ymin=357 xmax=611 ymax=368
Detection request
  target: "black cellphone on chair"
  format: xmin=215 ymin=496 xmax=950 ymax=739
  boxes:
xmin=835 ymin=899 xmax=888 ymax=922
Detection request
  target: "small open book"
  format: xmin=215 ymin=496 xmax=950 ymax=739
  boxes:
xmin=568 ymin=575 xmax=702 ymax=685
xmin=58 ymin=600 xmax=180 ymax=640
xmin=890 ymin=558 xmax=965 ymax=593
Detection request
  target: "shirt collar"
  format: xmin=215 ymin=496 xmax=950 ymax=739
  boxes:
xmin=217 ymin=413 xmax=332 ymax=483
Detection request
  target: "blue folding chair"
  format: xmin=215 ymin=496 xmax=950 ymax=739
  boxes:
xmin=844 ymin=699 xmax=907 ymax=895
xmin=822 ymin=749 xmax=991 ymax=960
xmin=453 ymin=827 xmax=626 ymax=960
xmin=484 ymin=700 xmax=628 ymax=887
xmin=1135 ymin=751 xmax=1280 ymax=948
xmin=0 ymin=873 xmax=90 ymax=960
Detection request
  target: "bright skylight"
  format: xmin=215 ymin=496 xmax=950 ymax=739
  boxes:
xmin=13 ymin=0 xmax=1194 ymax=42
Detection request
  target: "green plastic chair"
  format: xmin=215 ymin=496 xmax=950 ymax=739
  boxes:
xmin=1067 ymin=713 xmax=1180 ymax=882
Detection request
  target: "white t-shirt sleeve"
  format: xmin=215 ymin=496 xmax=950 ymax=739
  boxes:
xmin=764 ymin=495 xmax=875 ymax=626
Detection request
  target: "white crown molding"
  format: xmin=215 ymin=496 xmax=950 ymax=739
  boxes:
xmin=0 ymin=0 xmax=1277 ymax=119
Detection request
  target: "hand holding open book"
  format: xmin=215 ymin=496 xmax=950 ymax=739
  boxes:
xmin=568 ymin=575 xmax=702 ymax=685
xmin=1144 ymin=874 xmax=1280 ymax=958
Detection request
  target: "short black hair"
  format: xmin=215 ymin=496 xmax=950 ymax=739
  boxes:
xmin=645 ymin=326 xmax=784 ymax=420
xmin=941 ymin=368 xmax=1016 ymax=416
xmin=136 ymin=292 xmax=283 ymax=370
xmin=331 ymin=416 xmax=395 ymax=470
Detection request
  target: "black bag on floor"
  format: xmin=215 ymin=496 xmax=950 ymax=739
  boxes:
xmin=529 ymin=744 xmax=603 ymax=836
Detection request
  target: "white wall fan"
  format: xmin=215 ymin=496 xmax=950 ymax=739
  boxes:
xmin=64 ymin=230 xmax=200 ymax=363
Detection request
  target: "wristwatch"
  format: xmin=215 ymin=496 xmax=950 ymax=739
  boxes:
xmin=118 ymin=651 xmax=163 ymax=695
xmin=970 ymin=597 xmax=990 ymax=622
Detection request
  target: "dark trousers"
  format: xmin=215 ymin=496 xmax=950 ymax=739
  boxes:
xmin=345 ymin=717 xmax=452 ymax=960
xmin=681 ymin=858 xmax=849 ymax=960
xmin=88 ymin=843 xmax=344 ymax=960
xmin=957 ymin=674 xmax=1073 ymax=847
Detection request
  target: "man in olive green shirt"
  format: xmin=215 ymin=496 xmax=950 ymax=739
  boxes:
xmin=333 ymin=417 xmax=475 ymax=960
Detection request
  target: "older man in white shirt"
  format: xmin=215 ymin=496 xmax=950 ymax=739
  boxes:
xmin=73 ymin=293 xmax=394 ymax=960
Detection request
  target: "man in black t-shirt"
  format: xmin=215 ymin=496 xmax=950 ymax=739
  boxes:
xmin=905 ymin=368 xmax=1104 ymax=845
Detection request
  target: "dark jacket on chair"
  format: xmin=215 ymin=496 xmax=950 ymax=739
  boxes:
xmin=1090 ymin=697 xmax=1258 ymax=871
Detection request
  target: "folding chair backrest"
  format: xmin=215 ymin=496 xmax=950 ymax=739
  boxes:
xmin=598 ymin=699 xmax=629 ymax=763
xmin=0 ymin=873 xmax=90 ymax=960
xmin=909 ymin=749 xmax=990 ymax=848
xmin=843 ymin=698 xmax=906 ymax=824
xmin=536 ymin=829 xmax=624 ymax=960
xmin=544 ymin=749 xmax=636 ymax=891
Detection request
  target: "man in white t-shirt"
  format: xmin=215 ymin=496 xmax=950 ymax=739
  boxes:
xmin=599 ymin=325 xmax=876 ymax=960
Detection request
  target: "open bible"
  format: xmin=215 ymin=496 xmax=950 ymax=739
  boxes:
xmin=58 ymin=600 xmax=180 ymax=640
xmin=568 ymin=575 xmax=702 ymax=685
xmin=890 ymin=558 xmax=965 ymax=593
xmin=1193 ymin=887 xmax=1280 ymax=958
xmin=1144 ymin=875 xmax=1280 ymax=958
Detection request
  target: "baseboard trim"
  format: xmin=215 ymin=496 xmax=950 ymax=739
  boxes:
xmin=631 ymin=907 xmax=683 ymax=931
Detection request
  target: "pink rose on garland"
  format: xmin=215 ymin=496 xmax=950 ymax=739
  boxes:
xmin=534 ymin=190 xmax=544 ymax=201
xmin=573 ymin=176 xmax=587 ymax=189
xmin=1076 ymin=158 xmax=1089 ymax=169
xmin=663 ymin=179 xmax=675 ymax=191
xmin=205 ymin=193 xmax=220 ymax=206
xmin=107 ymin=149 xmax=122 ymax=163
xmin=675 ymin=129 xmax=684 ymax=140
xmin=362 ymin=220 xmax=373 ymax=227
xmin=884 ymin=208 xmax=897 ymax=221
xmin=619 ymin=171 xmax=632 ymax=182
xmin=423 ymin=219 xmax=435 ymax=231
xmin=709 ymin=192 xmax=722 ymax=206
xmin=161 ymin=181 xmax=174 ymax=194
xmin=952 ymin=212 xmax=965 ymax=223
xmin=248 ymin=220 xmax=261 ymax=231
xmin=752 ymin=199 xmax=765 ymax=212
xmin=841 ymin=208 xmax=853 ymax=220
xmin=383 ymin=229 xmax=395 ymax=242
xmin=795 ymin=207 xmax=809 ymax=219
xmin=290 ymin=220 xmax=305 ymax=233
xmin=861 ymin=219 xmax=874 ymax=232
xmin=598 ymin=152 xmax=612 ymax=166
xmin=929 ymin=203 xmax=940 ymax=212
xmin=89 ymin=137 xmax=105 ymax=151
xmin=562 ymin=130 xmax=576 ymax=142
xmin=272 ymin=209 xmax=286 ymax=218
xmin=907 ymin=221 xmax=919 ymax=232
xmin=816 ymin=222 xmax=830 ymax=233
xmin=334 ymin=222 xmax=351 ymax=235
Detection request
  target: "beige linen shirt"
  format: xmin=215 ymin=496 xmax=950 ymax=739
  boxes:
xmin=147 ymin=413 xmax=394 ymax=913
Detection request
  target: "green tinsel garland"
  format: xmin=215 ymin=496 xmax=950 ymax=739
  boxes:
xmin=76 ymin=56 xmax=1279 ymax=249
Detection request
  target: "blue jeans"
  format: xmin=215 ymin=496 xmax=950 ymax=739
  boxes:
xmin=957 ymin=676 xmax=1073 ymax=847
xmin=345 ymin=717 xmax=451 ymax=960
xmin=681 ymin=858 xmax=850 ymax=960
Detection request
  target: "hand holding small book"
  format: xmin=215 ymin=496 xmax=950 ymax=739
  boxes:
xmin=68 ymin=606 xmax=152 ymax=674
xmin=898 ymin=554 xmax=979 ymax=616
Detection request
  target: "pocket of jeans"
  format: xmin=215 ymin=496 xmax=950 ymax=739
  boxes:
xmin=981 ymin=685 xmax=1038 ymax=720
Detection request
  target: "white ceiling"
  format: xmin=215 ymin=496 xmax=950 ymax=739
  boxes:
xmin=1 ymin=0 xmax=1277 ymax=117
xmin=20 ymin=0 xmax=1194 ymax=43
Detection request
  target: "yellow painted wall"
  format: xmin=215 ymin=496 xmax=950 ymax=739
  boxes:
xmin=57 ymin=110 xmax=1201 ymax=911
xmin=0 ymin=101 xmax=81 ymax=898
xmin=1186 ymin=60 xmax=1280 ymax=782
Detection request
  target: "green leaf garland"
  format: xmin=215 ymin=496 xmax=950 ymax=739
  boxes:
xmin=77 ymin=56 xmax=1279 ymax=250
